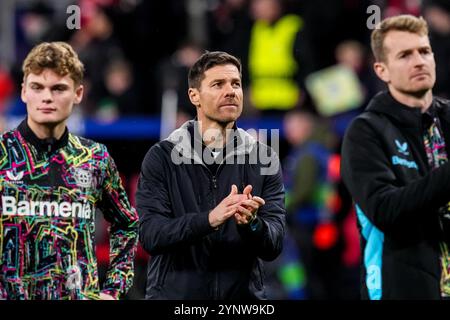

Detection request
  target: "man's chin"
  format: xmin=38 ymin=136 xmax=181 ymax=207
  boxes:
xmin=407 ymin=86 xmax=433 ymax=98
xmin=411 ymin=79 xmax=434 ymax=91
xmin=218 ymin=115 xmax=239 ymax=125
xmin=209 ymin=113 xmax=239 ymax=124
xmin=32 ymin=116 xmax=66 ymax=127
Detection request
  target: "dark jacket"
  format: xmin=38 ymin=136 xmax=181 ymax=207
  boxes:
xmin=136 ymin=120 xmax=286 ymax=300
xmin=341 ymin=91 xmax=450 ymax=300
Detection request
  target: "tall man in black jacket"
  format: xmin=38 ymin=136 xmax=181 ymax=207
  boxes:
xmin=341 ymin=15 xmax=450 ymax=299
xmin=136 ymin=51 xmax=286 ymax=299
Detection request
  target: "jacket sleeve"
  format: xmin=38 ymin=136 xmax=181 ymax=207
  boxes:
xmin=136 ymin=145 xmax=216 ymax=256
xmin=237 ymin=148 xmax=286 ymax=261
xmin=98 ymin=146 xmax=139 ymax=299
xmin=341 ymin=117 xmax=450 ymax=233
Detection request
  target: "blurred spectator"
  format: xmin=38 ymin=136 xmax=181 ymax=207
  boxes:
xmin=208 ymin=0 xmax=252 ymax=57
xmin=245 ymin=0 xmax=314 ymax=115
xmin=312 ymin=40 xmax=382 ymax=138
xmin=15 ymin=1 xmax=56 ymax=62
xmin=157 ymin=41 xmax=203 ymax=127
xmin=69 ymin=3 xmax=125 ymax=116
xmin=95 ymin=58 xmax=139 ymax=121
xmin=0 ymin=65 xmax=13 ymax=133
xmin=0 ymin=65 xmax=14 ymax=114
xmin=382 ymin=0 xmax=422 ymax=17
xmin=282 ymin=110 xmax=346 ymax=299
xmin=335 ymin=40 xmax=380 ymax=105
xmin=423 ymin=0 xmax=450 ymax=98
xmin=298 ymin=0 xmax=372 ymax=72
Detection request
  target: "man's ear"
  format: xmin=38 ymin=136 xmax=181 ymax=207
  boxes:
xmin=21 ymin=82 xmax=27 ymax=104
xmin=188 ymin=88 xmax=200 ymax=106
xmin=74 ymin=85 xmax=84 ymax=104
xmin=374 ymin=61 xmax=390 ymax=83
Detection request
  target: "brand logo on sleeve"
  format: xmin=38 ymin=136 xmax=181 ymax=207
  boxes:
xmin=392 ymin=156 xmax=418 ymax=170
xmin=395 ymin=139 xmax=409 ymax=156
xmin=5 ymin=170 xmax=24 ymax=184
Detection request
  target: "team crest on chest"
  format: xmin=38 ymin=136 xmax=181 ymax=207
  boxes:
xmin=73 ymin=168 xmax=93 ymax=188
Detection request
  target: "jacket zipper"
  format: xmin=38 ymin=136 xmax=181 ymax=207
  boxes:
xmin=201 ymin=163 xmax=224 ymax=300
xmin=47 ymin=143 xmax=55 ymax=189
xmin=208 ymin=170 xmax=219 ymax=299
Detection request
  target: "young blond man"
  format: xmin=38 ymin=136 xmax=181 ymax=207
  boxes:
xmin=0 ymin=42 xmax=139 ymax=300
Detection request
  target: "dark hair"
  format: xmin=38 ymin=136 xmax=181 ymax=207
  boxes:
xmin=188 ymin=51 xmax=242 ymax=89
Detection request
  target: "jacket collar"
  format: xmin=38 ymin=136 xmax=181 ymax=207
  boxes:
xmin=166 ymin=119 xmax=257 ymax=165
xmin=17 ymin=118 xmax=69 ymax=154
xmin=366 ymin=91 xmax=448 ymax=128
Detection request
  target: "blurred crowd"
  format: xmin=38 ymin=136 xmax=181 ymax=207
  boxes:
xmin=0 ymin=0 xmax=449 ymax=300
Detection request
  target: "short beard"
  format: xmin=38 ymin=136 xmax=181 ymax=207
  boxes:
xmin=404 ymin=87 xmax=431 ymax=99
xmin=205 ymin=114 xmax=236 ymax=129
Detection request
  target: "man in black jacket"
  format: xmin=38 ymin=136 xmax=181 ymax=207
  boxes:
xmin=341 ymin=14 xmax=450 ymax=299
xmin=136 ymin=51 xmax=286 ymax=299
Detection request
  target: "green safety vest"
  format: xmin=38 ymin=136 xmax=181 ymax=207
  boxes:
xmin=248 ymin=14 xmax=303 ymax=110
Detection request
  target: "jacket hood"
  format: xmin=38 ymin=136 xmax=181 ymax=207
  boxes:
xmin=366 ymin=91 xmax=450 ymax=128
xmin=165 ymin=120 xmax=258 ymax=165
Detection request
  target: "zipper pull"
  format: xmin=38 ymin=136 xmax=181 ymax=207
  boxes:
xmin=212 ymin=176 xmax=217 ymax=189
xmin=48 ymin=144 xmax=51 ymax=153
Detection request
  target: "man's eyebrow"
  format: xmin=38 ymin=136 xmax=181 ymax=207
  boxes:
xmin=28 ymin=81 xmax=70 ymax=88
xmin=208 ymin=78 xmax=225 ymax=84
xmin=396 ymin=45 xmax=431 ymax=56
xmin=51 ymin=83 xmax=70 ymax=88
xmin=208 ymin=77 xmax=241 ymax=84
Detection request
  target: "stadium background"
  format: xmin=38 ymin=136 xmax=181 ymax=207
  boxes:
xmin=0 ymin=0 xmax=449 ymax=300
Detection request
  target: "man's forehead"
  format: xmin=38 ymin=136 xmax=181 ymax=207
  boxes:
xmin=26 ymin=69 xmax=73 ymax=85
xmin=204 ymin=64 xmax=240 ymax=78
xmin=384 ymin=30 xmax=431 ymax=53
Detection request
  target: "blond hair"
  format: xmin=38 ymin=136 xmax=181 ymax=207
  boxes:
xmin=22 ymin=42 xmax=84 ymax=86
xmin=371 ymin=15 xmax=429 ymax=62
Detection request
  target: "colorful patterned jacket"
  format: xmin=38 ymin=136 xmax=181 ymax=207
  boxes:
xmin=0 ymin=120 xmax=139 ymax=300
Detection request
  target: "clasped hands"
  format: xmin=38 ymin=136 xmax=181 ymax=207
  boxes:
xmin=209 ymin=184 xmax=265 ymax=229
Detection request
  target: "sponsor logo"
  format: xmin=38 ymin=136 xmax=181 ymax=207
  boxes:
xmin=392 ymin=155 xmax=418 ymax=170
xmin=395 ymin=139 xmax=409 ymax=156
xmin=5 ymin=170 xmax=24 ymax=184
xmin=1 ymin=196 xmax=93 ymax=219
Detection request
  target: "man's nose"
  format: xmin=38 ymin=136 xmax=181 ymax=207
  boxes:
xmin=41 ymin=88 xmax=53 ymax=103
xmin=224 ymin=83 xmax=236 ymax=97
xmin=412 ymin=51 xmax=426 ymax=66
